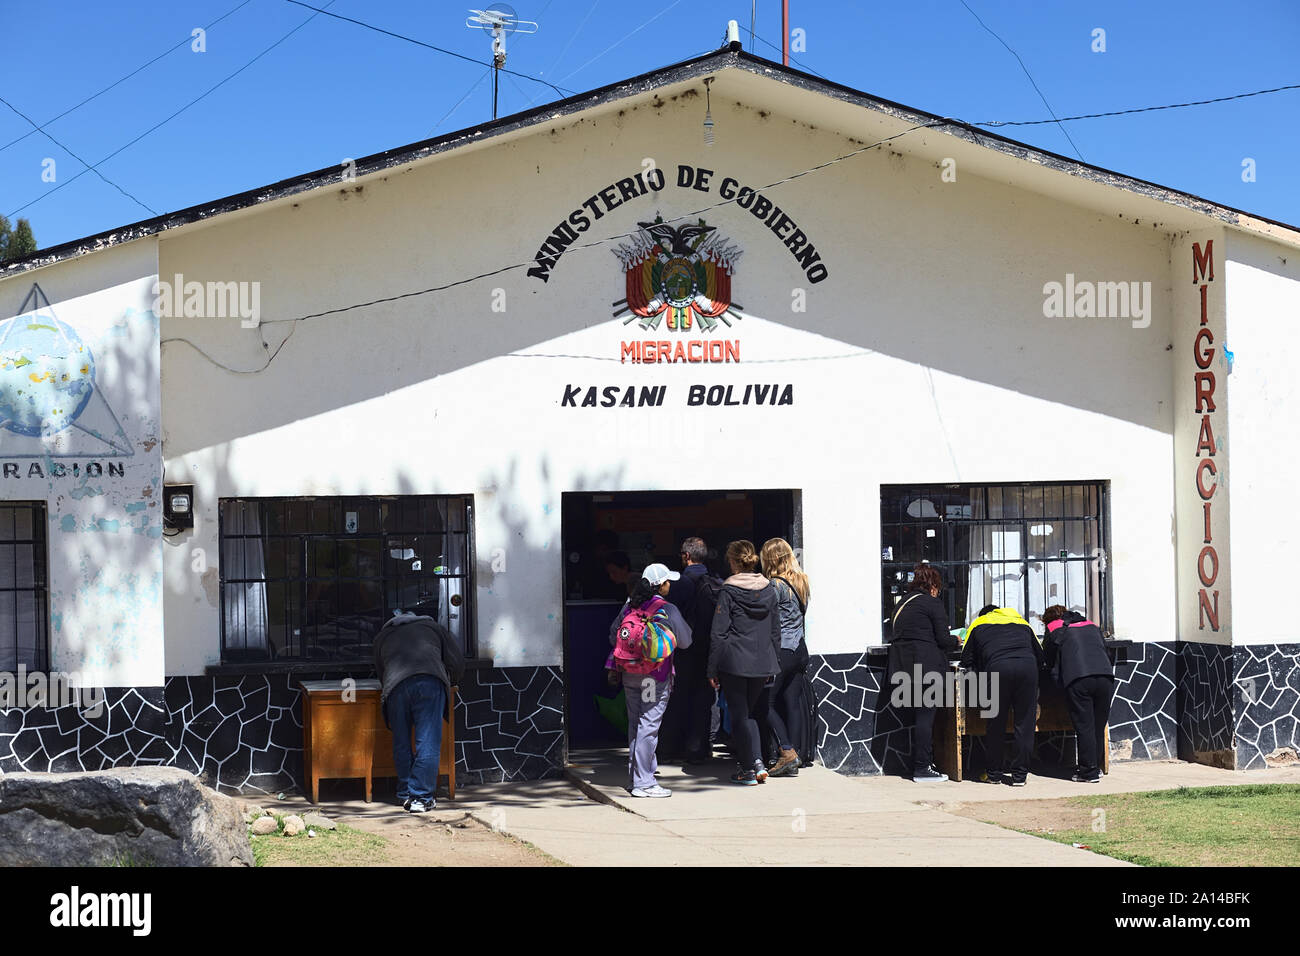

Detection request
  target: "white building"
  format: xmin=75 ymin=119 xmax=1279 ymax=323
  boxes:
xmin=1 ymin=46 xmax=1296 ymax=792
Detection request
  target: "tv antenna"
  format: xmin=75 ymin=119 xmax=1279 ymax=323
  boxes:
xmin=466 ymin=5 xmax=539 ymax=120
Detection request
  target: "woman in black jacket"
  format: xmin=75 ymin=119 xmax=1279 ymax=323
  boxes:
xmin=887 ymin=564 xmax=959 ymax=782
xmin=1042 ymin=604 xmax=1115 ymax=782
xmin=708 ymin=540 xmax=781 ymax=785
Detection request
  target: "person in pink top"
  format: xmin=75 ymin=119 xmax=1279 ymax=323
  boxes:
xmin=606 ymin=564 xmax=693 ymax=797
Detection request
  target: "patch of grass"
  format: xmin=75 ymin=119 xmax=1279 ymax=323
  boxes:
xmin=1015 ymin=784 xmax=1300 ymax=866
xmin=251 ymin=822 xmax=389 ymax=867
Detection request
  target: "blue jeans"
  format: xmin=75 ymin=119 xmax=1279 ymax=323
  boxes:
xmin=387 ymin=675 xmax=446 ymax=803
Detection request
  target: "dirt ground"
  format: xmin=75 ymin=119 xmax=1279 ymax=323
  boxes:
xmin=948 ymin=797 xmax=1098 ymax=837
xmin=244 ymin=794 xmax=563 ymax=867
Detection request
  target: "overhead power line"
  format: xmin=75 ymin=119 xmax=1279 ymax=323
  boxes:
xmin=6 ymin=0 xmax=341 ymax=219
xmin=978 ymin=83 xmax=1300 ymax=127
xmin=280 ymin=0 xmax=572 ymax=98
xmin=0 ymin=0 xmax=255 ymax=155
xmin=957 ymin=0 xmax=1084 ymax=162
xmin=0 ymin=94 xmax=157 ymax=215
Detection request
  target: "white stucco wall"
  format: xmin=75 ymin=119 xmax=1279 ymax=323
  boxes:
xmin=0 ymin=239 xmax=163 ymax=685
xmin=156 ymin=87 xmax=1186 ymax=674
xmin=1225 ymin=233 xmax=1300 ymax=646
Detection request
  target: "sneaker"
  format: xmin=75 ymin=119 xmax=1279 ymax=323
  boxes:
xmin=978 ymin=770 xmax=1005 ymax=785
xmin=406 ymin=798 xmax=434 ymax=813
xmin=630 ymin=784 xmax=673 ymax=798
xmin=912 ymin=766 xmax=949 ymax=783
xmin=1008 ymin=776 xmax=1027 ymax=787
xmin=1071 ymin=772 xmax=1101 ymax=783
xmin=768 ymin=748 xmax=800 ymax=778
xmin=731 ymin=770 xmax=759 ymax=786
xmin=753 ymin=761 xmax=769 ymax=783
xmin=683 ymin=750 xmax=713 ymax=765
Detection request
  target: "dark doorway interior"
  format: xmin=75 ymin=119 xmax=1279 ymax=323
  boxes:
xmin=561 ymin=489 xmax=800 ymax=751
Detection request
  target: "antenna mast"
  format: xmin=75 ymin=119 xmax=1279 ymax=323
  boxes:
xmin=466 ymin=5 xmax=539 ymax=120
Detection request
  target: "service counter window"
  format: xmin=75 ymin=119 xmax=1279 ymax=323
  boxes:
xmin=219 ymin=496 xmax=475 ymax=664
xmin=0 ymin=502 xmax=49 ymax=672
xmin=881 ymin=482 xmax=1110 ymax=636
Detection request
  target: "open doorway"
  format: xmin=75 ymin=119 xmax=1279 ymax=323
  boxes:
xmin=560 ymin=489 xmax=801 ymax=756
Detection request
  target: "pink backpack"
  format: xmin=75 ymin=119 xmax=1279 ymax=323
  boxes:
xmin=611 ymin=597 xmax=676 ymax=674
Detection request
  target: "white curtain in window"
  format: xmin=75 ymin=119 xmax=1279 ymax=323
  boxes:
xmin=965 ymin=489 xmax=1025 ymax=626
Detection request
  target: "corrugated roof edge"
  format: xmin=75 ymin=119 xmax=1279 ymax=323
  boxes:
xmin=4 ymin=46 xmax=1298 ymax=279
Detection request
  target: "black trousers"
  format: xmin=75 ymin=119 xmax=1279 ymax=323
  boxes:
xmin=889 ymin=643 xmax=945 ymax=774
xmin=718 ymin=674 xmax=770 ymax=772
xmin=1066 ymin=675 xmax=1115 ymax=777
xmin=983 ymin=660 xmax=1039 ymax=778
xmin=763 ymin=643 xmax=808 ymax=755
xmin=659 ymin=644 xmax=713 ymax=757
xmin=905 ymin=705 xmax=938 ymax=773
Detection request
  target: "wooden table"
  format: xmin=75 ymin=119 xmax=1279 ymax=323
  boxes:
xmin=300 ymin=679 xmax=456 ymax=803
xmin=932 ymin=666 xmax=1109 ymax=782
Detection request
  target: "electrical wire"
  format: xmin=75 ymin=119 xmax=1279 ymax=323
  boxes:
xmin=977 ymin=83 xmax=1300 ymax=128
xmin=162 ymin=321 xmax=297 ymax=375
xmin=161 ymin=119 xmax=944 ymax=374
xmin=957 ymin=0 xmax=1084 ymax=162
xmin=0 ymin=0 xmax=255 ymax=155
xmin=279 ymin=0 xmax=572 ymax=97
xmin=5 ymin=0 xmax=341 ymax=219
xmin=741 ymin=27 xmax=827 ymax=79
xmin=430 ymin=66 xmax=495 ymax=136
xmin=554 ymin=0 xmax=686 ymax=87
xmin=0 ymin=94 xmax=157 ymax=215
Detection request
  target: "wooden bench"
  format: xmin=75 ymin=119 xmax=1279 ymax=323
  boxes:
xmin=931 ymin=669 xmax=1109 ymax=782
xmin=300 ymin=679 xmax=456 ymax=803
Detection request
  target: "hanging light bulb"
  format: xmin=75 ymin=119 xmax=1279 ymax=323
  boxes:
xmin=703 ymin=77 xmax=715 ymax=147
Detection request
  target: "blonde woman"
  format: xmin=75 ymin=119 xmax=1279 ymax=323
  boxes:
xmin=760 ymin=538 xmax=812 ymax=777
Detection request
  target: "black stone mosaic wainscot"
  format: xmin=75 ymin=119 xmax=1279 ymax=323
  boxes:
xmin=1233 ymin=644 xmax=1300 ymax=770
xmin=0 ymin=666 xmax=564 ymax=794
xmin=1177 ymin=641 xmax=1235 ymax=763
xmin=807 ymin=645 xmax=1178 ymax=777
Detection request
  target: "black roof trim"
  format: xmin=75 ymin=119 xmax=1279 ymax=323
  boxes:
xmin=4 ymin=47 xmax=1297 ymax=278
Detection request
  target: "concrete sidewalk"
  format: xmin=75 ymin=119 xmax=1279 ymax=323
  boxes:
xmin=290 ymin=756 xmax=1300 ymax=867
xmin=551 ymin=750 xmax=1132 ymax=866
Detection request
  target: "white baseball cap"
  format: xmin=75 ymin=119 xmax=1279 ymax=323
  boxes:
xmin=641 ymin=563 xmax=681 ymax=586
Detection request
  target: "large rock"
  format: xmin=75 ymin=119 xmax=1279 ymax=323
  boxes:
xmin=0 ymin=767 xmax=253 ymax=867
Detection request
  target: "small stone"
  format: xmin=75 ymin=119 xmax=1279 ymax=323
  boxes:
xmin=282 ymin=814 xmax=305 ymax=836
xmin=302 ymin=811 xmax=336 ymax=831
xmin=250 ymin=816 xmax=279 ymax=836
xmin=242 ymin=807 xmax=266 ymax=824
xmin=307 ymin=830 xmax=317 ymax=838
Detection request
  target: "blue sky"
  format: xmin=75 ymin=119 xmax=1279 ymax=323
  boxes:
xmin=3 ymin=0 xmax=1298 ymax=249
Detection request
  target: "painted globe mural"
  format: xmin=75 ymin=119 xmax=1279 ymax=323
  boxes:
xmin=0 ymin=316 xmax=96 ymax=438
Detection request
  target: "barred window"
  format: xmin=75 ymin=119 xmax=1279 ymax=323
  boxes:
xmin=219 ymin=496 xmax=475 ymax=663
xmin=0 ymin=502 xmax=49 ymax=672
xmin=881 ymin=482 xmax=1110 ymax=636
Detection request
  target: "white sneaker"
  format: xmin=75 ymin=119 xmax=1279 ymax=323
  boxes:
xmin=630 ymin=784 xmax=672 ymax=798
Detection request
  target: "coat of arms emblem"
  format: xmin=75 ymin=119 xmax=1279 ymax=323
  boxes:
xmin=612 ymin=215 xmax=744 ymax=332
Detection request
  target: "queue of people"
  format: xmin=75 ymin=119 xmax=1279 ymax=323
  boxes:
xmin=889 ymin=563 xmax=1116 ymax=786
xmin=605 ymin=535 xmax=813 ymax=795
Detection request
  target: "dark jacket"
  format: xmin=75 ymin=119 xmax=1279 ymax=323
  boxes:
xmin=888 ymin=590 xmax=958 ymax=680
xmin=1043 ymin=612 xmax=1113 ymax=687
xmin=960 ymin=607 xmax=1042 ymax=672
xmin=667 ymin=562 xmax=708 ymax=614
xmin=373 ymin=614 xmax=465 ymax=723
xmin=707 ymin=573 xmax=780 ymax=680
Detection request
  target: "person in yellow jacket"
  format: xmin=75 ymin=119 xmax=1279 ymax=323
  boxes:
xmin=959 ymin=605 xmax=1042 ymax=785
